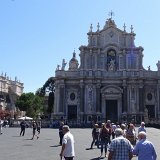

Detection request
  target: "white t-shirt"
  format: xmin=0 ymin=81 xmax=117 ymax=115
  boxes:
xmin=62 ymin=132 xmax=75 ymax=157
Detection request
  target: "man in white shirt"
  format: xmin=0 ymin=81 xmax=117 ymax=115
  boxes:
xmin=60 ymin=125 xmax=75 ymax=160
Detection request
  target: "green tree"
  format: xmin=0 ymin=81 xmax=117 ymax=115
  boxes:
xmin=16 ymin=92 xmax=43 ymax=119
xmin=36 ymin=77 xmax=55 ymax=115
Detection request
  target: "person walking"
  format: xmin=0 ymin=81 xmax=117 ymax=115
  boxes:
xmin=90 ymin=123 xmax=99 ymax=149
xmin=108 ymin=128 xmax=133 ymax=160
xmin=59 ymin=121 xmax=64 ymax=145
xmin=138 ymin=122 xmax=146 ymax=133
xmin=31 ymin=121 xmax=38 ymax=140
xmin=59 ymin=125 xmax=75 ymax=160
xmin=99 ymin=123 xmax=110 ymax=157
xmin=133 ymin=131 xmax=157 ymax=160
xmin=20 ymin=120 xmax=26 ymax=136
xmin=0 ymin=119 xmax=3 ymax=134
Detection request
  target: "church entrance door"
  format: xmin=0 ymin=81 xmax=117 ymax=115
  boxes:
xmin=68 ymin=105 xmax=77 ymax=121
xmin=106 ymin=100 xmax=118 ymax=122
xmin=146 ymin=105 xmax=155 ymax=118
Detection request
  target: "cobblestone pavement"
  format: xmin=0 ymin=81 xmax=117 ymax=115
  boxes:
xmin=0 ymin=127 xmax=159 ymax=160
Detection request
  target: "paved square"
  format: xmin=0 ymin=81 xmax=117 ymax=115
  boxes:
xmin=0 ymin=127 xmax=159 ymax=159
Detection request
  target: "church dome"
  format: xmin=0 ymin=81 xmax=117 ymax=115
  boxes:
xmin=69 ymin=50 xmax=79 ymax=70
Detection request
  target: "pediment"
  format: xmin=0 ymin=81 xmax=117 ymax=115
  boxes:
xmin=101 ymin=85 xmax=123 ymax=94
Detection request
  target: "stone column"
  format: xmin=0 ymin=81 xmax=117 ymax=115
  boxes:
xmin=59 ymin=85 xmax=64 ymax=112
xmin=122 ymin=86 xmax=127 ymax=113
xmin=158 ymin=81 xmax=160 ymax=118
xmin=54 ymin=84 xmax=59 ymax=113
xmin=139 ymin=86 xmax=144 ymax=112
xmin=80 ymin=83 xmax=84 ymax=112
xmin=96 ymin=84 xmax=101 ymax=112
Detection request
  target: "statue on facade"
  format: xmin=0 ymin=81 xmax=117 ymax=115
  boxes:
xmin=156 ymin=61 xmax=160 ymax=71
xmin=108 ymin=59 xmax=115 ymax=71
xmin=56 ymin=65 xmax=60 ymax=71
xmin=148 ymin=66 xmax=151 ymax=71
xmin=61 ymin=59 xmax=67 ymax=70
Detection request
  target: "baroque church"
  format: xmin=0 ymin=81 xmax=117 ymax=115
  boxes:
xmin=53 ymin=15 xmax=160 ymax=124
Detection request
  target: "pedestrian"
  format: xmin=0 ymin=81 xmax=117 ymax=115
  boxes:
xmin=138 ymin=122 xmax=146 ymax=133
xmin=121 ymin=123 xmax=127 ymax=137
xmin=36 ymin=121 xmax=41 ymax=139
xmin=0 ymin=119 xmax=3 ymax=134
xmin=108 ymin=128 xmax=133 ymax=160
xmin=126 ymin=123 xmax=136 ymax=145
xmin=106 ymin=120 xmax=112 ymax=144
xmin=111 ymin=123 xmax=117 ymax=139
xmin=59 ymin=125 xmax=75 ymax=160
xmin=90 ymin=123 xmax=99 ymax=149
xmin=20 ymin=120 xmax=26 ymax=136
xmin=31 ymin=121 xmax=38 ymax=140
xmin=59 ymin=121 xmax=64 ymax=145
xmin=99 ymin=123 xmax=110 ymax=157
xmin=133 ymin=131 xmax=157 ymax=160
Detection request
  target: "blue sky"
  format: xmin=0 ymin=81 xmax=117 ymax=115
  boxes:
xmin=0 ymin=0 xmax=160 ymax=93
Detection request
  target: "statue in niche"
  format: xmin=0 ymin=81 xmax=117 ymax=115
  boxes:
xmin=61 ymin=59 xmax=67 ymax=70
xmin=108 ymin=59 xmax=115 ymax=71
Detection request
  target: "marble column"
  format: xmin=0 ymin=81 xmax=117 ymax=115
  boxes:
xmin=59 ymin=85 xmax=64 ymax=112
xmin=139 ymin=87 xmax=144 ymax=112
xmin=80 ymin=84 xmax=84 ymax=112
xmin=96 ymin=84 xmax=101 ymax=112
xmin=123 ymin=87 xmax=127 ymax=112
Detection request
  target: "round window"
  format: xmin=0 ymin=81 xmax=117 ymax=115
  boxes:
xmin=70 ymin=93 xmax=75 ymax=101
xmin=147 ymin=93 xmax=152 ymax=101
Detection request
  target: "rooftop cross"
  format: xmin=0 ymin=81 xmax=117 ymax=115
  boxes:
xmin=130 ymin=25 xmax=134 ymax=33
xmin=123 ymin=23 xmax=126 ymax=32
xmin=108 ymin=10 xmax=115 ymax=19
xmin=97 ymin=22 xmax=100 ymax=31
xmin=90 ymin=24 xmax=93 ymax=32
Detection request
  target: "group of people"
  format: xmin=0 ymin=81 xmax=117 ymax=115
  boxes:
xmin=89 ymin=120 xmax=157 ymax=160
xmin=58 ymin=120 xmax=157 ymax=160
xmin=20 ymin=120 xmax=41 ymax=140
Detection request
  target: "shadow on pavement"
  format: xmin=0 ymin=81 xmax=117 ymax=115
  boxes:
xmin=90 ymin=157 xmax=105 ymax=160
xmin=50 ymin=144 xmax=61 ymax=147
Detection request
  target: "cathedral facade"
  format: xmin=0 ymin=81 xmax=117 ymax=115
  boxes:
xmin=53 ymin=17 xmax=160 ymax=124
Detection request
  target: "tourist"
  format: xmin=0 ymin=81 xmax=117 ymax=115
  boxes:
xmin=31 ymin=121 xmax=38 ymax=140
xmin=108 ymin=128 xmax=133 ymax=160
xmin=20 ymin=120 xmax=26 ymax=136
xmin=59 ymin=121 xmax=64 ymax=145
xmin=106 ymin=120 xmax=112 ymax=144
xmin=138 ymin=122 xmax=146 ymax=133
xmin=90 ymin=123 xmax=99 ymax=149
xmin=133 ymin=131 xmax=157 ymax=160
xmin=126 ymin=123 xmax=136 ymax=145
xmin=111 ymin=123 xmax=117 ymax=139
xmin=121 ymin=123 xmax=127 ymax=137
xmin=99 ymin=123 xmax=110 ymax=157
xmin=0 ymin=119 xmax=3 ymax=134
xmin=36 ymin=121 xmax=41 ymax=138
xmin=59 ymin=125 xmax=75 ymax=160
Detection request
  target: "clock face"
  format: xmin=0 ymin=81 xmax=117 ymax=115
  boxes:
xmin=70 ymin=93 xmax=75 ymax=101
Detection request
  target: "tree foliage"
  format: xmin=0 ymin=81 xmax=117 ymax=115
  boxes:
xmin=36 ymin=77 xmax=55 ymax=114
xmin=15 ymin=92 xmax=43 ymax=118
